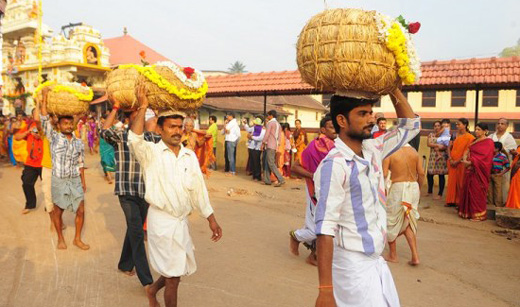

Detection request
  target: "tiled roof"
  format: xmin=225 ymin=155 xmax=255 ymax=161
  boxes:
xmin=103 ymin=35 xmax=171 ymax=66
xmin=203 ymin=96 xmax=292 ymax=115
xmin=270 ymin=95 xmax=327 ymax=111
xmin=206 ymin=57 xmax=520 ymax=96
xmin=381 ymin=112 xmax=520 ymax=120
xmin=206 ymin=71 xmax=316 ymax=96
xmin=417 ymin=56 xmax=520 ymax=86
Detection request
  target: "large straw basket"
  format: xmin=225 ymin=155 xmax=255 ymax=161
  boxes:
xmin=106 ymin=64 xmax=206 ymax=111
xmin=296 ymin=8 xmax=400 ymax=97
xmin=35 ymin=83 xmax=91 ymax=116
xmin=105 ymin=67 xmax=144 ymax=110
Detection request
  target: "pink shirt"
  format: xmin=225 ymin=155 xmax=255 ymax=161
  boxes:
xmin=263 ymin=118 xmax=280 ymax=150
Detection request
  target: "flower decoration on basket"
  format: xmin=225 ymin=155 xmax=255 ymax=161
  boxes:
xmin=375 ymin=13 xmax=422 ymax=85
xmin=139 ymin=50 xmax=149 ymax=66
xmin=33 ymin=80 xmax=94 ymax=101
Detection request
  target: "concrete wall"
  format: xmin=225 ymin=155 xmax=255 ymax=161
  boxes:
xmin=283 ymin=105 xmax=325 ymax=128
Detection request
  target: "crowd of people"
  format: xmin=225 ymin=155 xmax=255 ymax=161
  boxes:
xmin=2 ymin=85 xmax=520 ymax=307
xmin=425 ymin=117 xmax=520 ymax=219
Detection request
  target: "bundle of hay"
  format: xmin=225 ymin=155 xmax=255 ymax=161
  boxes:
xmin=296 ymin=8 xmax=421 ymax=98
xmin=106 ymin=62 xmax=208 ymax=112
xmin=34 ymin=81 xmax=93 ymax=116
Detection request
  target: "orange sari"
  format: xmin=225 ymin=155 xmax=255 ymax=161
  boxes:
xmin=446 ymin=132 xmax=475 ymax=205
xmin=194 ymin=131 xmax=216 ymax=175
xmin=505 ymin=151 xmax=520 ymax=209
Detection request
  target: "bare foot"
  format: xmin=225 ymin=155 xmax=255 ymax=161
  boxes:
xmin=384 ymin=254 xmax=399 ymax=263
xmin=21 ymin=209 xmax=31 ymax=214
xmin=305 ymin=253 xmax=318 ymax=266
xmin=145 ymin=285 xmax=161 ymax=307
xmin=73 ymin=239 xmax=90 ymax=250
xmin=57 ymin=240 xmax=67 ymax=250
xmin=119 ymin=269 xmax=135 ymax=276
xmin=289 ymin=232 xmax=299 ymax=256
xmin=408 ymin=260 xmax=420 ymax=266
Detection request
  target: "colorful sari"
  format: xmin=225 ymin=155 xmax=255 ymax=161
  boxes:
xmin=505 ymin=147 xmax=520 ymax=209
xmin=193 ymin=131 xmax=216 ymax=175
xmin=446 ymin=132 xmax=475 ymax=205
xmin=458 ymin=138 xmax=494 ymax=220
xmin=301 ymin=134 xmax=336 ymax=204
xmin=12 ymin=120 xmax=28 ymax=163
xmin=293 ymin=128 xmax=308 ymax=163
xmin=99 ymin=137 xmax=116 ymax=173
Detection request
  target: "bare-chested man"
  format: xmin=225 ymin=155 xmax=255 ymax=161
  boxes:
xmin=383 ymin=144 xmax=424 ymax=266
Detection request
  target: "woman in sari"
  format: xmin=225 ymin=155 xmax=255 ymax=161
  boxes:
xmin=99 ymin=116 xmax=116 ymax=184
xmin=458 ymin=123 xmax=494 ymax=221
xmin=281 ymin=123 xmax=294 ymax=178
xmin=11 ymin=117 xmax=28 ymax=165
xmin=445 ymin=118 xmax=475 ymax=207
xmin=505 ymin=145 xmax=520 ymax=209
xmin=181 ymin=117 xmax=215 ymax=175
xmin=293 ymin=119 xmax=308 ymax=164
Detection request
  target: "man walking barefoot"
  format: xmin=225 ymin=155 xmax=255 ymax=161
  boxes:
xmin=383 ymin=144 xmax=424 ymax=266
xmin=128 ymin=86 xmax=223 ymax=307
xmin=314 ymin=88 xmax=419 ymax=307
xmin=40 ymin=87 xmax=89 ymax=250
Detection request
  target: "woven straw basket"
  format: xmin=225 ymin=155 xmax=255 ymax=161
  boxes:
xmin=106 ymin=66 xmax=205 ymax=112
xmin=296 ymin=8 xmax=399 ymax=97
xmin=105 ymin=67 xmax=144 ymax=110
xmin=36 ymin=85 xmax=90 ymax=116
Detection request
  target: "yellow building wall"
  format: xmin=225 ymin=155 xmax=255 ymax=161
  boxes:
xmin=283 ymin=105 xmax=324 ymax=128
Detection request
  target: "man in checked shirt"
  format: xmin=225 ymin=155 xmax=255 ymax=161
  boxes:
xmin=100 ymin=94 xmax=161 ymax=302
xmin=40 ymin=87 xmax=89 ymax=251
xmin=314 ymin=88 xmax=420 ymax=307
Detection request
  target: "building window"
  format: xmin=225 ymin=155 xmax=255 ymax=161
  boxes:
xmin=322 ymin=94 xmax=333 ymax=107
xmin=295 ymin=110 xmax=299 ymax=119
xmin=316 ymin=112 xmax=319 ymax=120
xmin=516 ymin=91 xmax=520 ymax=107
xmin=450 ymin=122 xmax=457 ymax=131
xmin=375 ymin=99 xmax=381 ymax=108
xmin=421 ymin=121 xmax=435 ymax=130
xmin=514 ymin=122 xmax=520 ymax=132
xmin=482 ymin=90 xmax=499 ymax=107
xmin=480 ymin=121 xmax=496 ymax=133
xmin=421 ymin=91 xmax=436 ymax=107
xmin=451 ymin=90 xmax=466 ymax=107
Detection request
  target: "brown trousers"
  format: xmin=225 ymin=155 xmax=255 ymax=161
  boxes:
xmin=487 ymin=174 xmax=504 ymax=207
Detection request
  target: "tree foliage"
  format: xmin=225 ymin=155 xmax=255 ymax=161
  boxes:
xmin=228 ymin=61 xmax=247 ymax=74
xmin=499 ymin=38 xmax=520 ymax=57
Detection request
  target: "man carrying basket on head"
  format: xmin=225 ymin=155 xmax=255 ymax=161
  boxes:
xmin=39 ymin=87 xmax=89 ymax=251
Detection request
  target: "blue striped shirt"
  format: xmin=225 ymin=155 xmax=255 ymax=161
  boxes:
xmin=314 ymin=117 xmax=421 ymax=256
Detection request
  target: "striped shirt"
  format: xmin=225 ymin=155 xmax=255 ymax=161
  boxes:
xmin=41 ymin=115 xmax=84 ymax=179
xmin=492 ymin=153 xmax=510 ymax=174
xmin=100 ymin=128 xmax=161 ymax=198
xmin=314 ymin=117 xmax=421 ymax=256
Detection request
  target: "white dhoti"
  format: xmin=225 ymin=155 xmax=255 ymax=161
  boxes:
xmin=294 ymin=189 xmax=316 ymax=246
xmin=386 ymin=181 xmax=420 ymax=243
xmin=333 ymin=247 xmax=400 ymax=307
xmin=147 ymin=206 xmax=196 ymax=278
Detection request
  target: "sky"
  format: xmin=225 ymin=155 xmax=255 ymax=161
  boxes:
xmin=42 ymin=0 xmax=520 ymax=73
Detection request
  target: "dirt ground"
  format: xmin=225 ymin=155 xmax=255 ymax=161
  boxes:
xmin=0 ymin=154 xmax=519 ymax=307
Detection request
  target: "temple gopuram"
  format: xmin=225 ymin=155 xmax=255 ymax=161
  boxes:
xmin=1 ymin=0 xmax=110 ymax=115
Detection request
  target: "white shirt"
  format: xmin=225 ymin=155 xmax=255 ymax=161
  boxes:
xmin=223 ymin=118 xmax=241 ymax=142
xmin=490 ymin=131 xmax=517 ymax=152
xmin=314 ymin=117 xmax=421 ymax=256
xmin=128 ymin=130 xmax=214 ymax=219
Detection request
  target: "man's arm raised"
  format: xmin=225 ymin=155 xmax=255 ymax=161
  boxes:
xmin=128 ymin=85 xmax=152 ymax=166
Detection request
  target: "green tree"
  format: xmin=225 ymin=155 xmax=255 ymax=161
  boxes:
xmin=500 ymin=38 xmax=520 ymax=57
xmin=228 ymin=61 xmax=247 ymax=74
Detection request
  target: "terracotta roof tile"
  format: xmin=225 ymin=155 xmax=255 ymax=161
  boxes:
xmin=204 ymin=96 xmax=291 ymax=115
xmin=103 ymin=35 xmax=171 ymax=66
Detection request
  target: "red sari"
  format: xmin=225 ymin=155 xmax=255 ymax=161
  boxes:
xmin=458 ymin=138 xmax=494 ymax=220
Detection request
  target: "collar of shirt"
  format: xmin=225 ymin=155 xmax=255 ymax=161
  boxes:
xmin=157 ymin=140 xmax=193 ymax=158
xmin=333 ymin=137 xmax=375 ymax=167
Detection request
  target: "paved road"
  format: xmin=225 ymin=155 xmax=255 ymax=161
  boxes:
xmin=0 ymin=155 xmax=519 ymax=307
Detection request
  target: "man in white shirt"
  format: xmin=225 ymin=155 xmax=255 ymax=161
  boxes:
xmin=221 ymin=114 xmax=241 ymax=175
xmin=314 ymin=88 xmax=420 ymax=307
xmin=490 ymin=118 xmax=518 ymax=204
xmin=128 ymin=86 xmax=223 ymax=307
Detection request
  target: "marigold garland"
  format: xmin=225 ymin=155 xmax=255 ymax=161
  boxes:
xmin=120 ymin=64 xmax=208 ymax=101
xmin=374 ymin=13 xmax=421 ymax=85
xmin=33 ymin=80 xmax=94 ymax=101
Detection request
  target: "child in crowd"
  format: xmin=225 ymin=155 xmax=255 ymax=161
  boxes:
xmin=488 ymin=142 xmax=510 ymax=207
